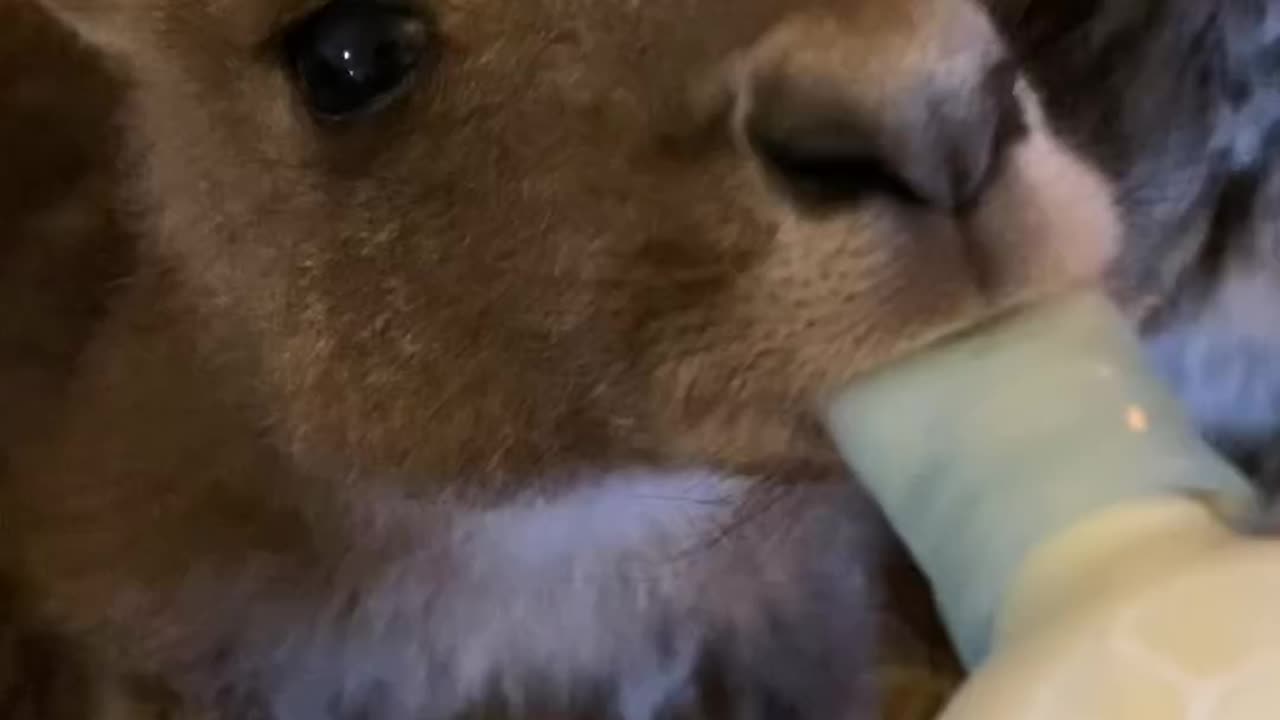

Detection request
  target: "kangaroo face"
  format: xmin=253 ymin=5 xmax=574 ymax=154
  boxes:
xmin=3 ymin=0 xmax=1125 ymax=716
xmin=40 ymin=0 xmax=1115 ymax=490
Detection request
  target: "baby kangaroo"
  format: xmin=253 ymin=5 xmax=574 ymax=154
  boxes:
xmin=8 ymin=0 xmax=1114 ymax=717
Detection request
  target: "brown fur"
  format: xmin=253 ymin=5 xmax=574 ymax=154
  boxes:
xmin=1 ymin=0 xmax=1128 ymax=717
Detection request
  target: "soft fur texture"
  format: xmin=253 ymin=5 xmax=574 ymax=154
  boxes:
xmin=0 ymin=0 xmax=1274 ymax=719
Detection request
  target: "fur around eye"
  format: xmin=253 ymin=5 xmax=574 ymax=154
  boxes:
xmin=283 ymin=0 xmax=433 ymax=120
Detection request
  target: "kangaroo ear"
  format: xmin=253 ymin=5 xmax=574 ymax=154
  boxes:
xmin=38 ymin=0 xmax=131 ymax=55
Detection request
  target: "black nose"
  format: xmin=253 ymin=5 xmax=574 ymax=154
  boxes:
xmin=745 ymin=58 xmax=1028 ymax=212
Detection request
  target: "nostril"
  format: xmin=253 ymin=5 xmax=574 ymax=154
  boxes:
xmin=742 ymin=57 xmax=1031 ymax=215
xmin=743 ymin=76 xmax=927 ymax=211
xmin=748 ymin=127 xmax=927 ymax=211
xmin=986 ymin=59 xmax=1027 ymax=145
xmin=957 ymin=58 xmax=1028 ymax=206
xmin=747 ymin=51 xmax=1034 ymax=212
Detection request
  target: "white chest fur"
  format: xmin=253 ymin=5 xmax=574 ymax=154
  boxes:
xmin=267 ymin=471 xmax=876 ymax=719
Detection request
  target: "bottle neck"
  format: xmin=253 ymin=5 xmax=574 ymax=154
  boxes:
xmin=823 ymin=291 xmax=1257 ymax=666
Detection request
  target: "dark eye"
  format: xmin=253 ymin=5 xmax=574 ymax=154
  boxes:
xmin=284 ymin=0 xmax=434 ymax=120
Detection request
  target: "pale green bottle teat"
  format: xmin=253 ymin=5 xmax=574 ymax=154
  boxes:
xmin=822 ymin=291 xmax=1259 ymax=667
